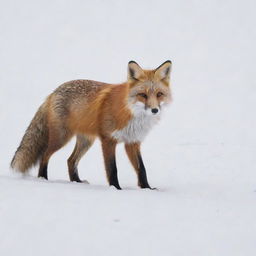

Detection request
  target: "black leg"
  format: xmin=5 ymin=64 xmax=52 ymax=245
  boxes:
xmin=107 ymin=157 xmax=121 ymax=190
xmin=137 ymin=154 xmax=151 ymax=189
xmin=69 ymin=167 xmax=82 ymax=182
xmin=38 ymin=163 xmax=48 ymax=180
xmin=125 ymin=143 xmax=153 ymax=189
xmin=101 ymin=137 xmax=121 ymax=190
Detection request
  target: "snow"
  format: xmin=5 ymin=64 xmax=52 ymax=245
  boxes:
xmin=0 ymin=0 xmax=256 ymax=255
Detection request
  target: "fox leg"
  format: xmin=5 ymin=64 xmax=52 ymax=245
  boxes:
xmin=67 ymin=135 xmax=95 ymax=182
xmin=101 ymin=136 xmax=121 ymax=190
xmin=38 ymin=123 xmax=72 ymax=180
xmin=125 ymin=143 xmax=152 ymax=189
xmin=38 ymin=160 xmax=49 ymax=179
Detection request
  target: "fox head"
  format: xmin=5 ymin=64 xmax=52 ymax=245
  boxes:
xmin=127 ymin=60 xmax=172 ymax=116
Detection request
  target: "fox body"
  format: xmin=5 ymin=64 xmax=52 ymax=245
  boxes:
xmin=11 ymin=61 xmax=172 ymax=189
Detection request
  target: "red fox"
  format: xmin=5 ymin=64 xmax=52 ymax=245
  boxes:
xmin=11 ymin=61 xmax=172 ymax=189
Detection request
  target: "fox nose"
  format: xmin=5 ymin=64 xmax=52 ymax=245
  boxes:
xmin=151 ymin=108 xmax=158 ymax=114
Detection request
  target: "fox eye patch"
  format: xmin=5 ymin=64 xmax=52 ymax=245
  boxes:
xmin=157 ymin=92 xmax=164 ymax=97
xmin=137 ymin=93 xmax=148 ymax=99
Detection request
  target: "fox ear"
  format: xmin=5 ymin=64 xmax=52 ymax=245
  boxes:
xmin=128 ymin=61 xmax=145 ymax=81
xmin=154 ymin=60 xmax=172 ymax=84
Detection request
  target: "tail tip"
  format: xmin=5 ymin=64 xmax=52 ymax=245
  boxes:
xmin=10 ymin=157 xmax=27 ymax=173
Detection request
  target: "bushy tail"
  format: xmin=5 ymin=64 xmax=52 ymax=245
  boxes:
xmin=11 ymin=101 xmax=49 ymax=173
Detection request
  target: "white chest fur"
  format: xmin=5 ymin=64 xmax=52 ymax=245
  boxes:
xmin=111 ymin=102 xmax=161 ymax=143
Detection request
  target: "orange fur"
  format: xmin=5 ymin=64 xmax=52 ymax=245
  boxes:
xmin=62 ymin=83 xmax=133 ymax=136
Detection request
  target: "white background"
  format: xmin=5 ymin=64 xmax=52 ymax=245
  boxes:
xmin=0 ymin=0 xmax=256 ymax=255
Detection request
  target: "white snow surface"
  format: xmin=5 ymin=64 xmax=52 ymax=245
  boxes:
xmin=0 ymin=0 xmax=256 ymax=255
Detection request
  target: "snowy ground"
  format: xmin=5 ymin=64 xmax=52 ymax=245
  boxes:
xmin=0 ymin=0 xmax=256 ymax=255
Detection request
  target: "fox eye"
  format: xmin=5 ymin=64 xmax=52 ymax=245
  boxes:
xmin=157 ymin=92 xmax=164 ymax=97
xmin=138 ymin=93 xmax=148 ymax=99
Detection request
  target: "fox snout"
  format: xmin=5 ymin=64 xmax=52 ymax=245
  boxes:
xmin=144 ymin=104 xmax=161 ymax=116
xmin=147 ymin=106 xmax=160 ymax=115
xmin=131 ymin=101 xmax=160 ymax=116
xmin=151 ymin=108 xmax=159 ymax=114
